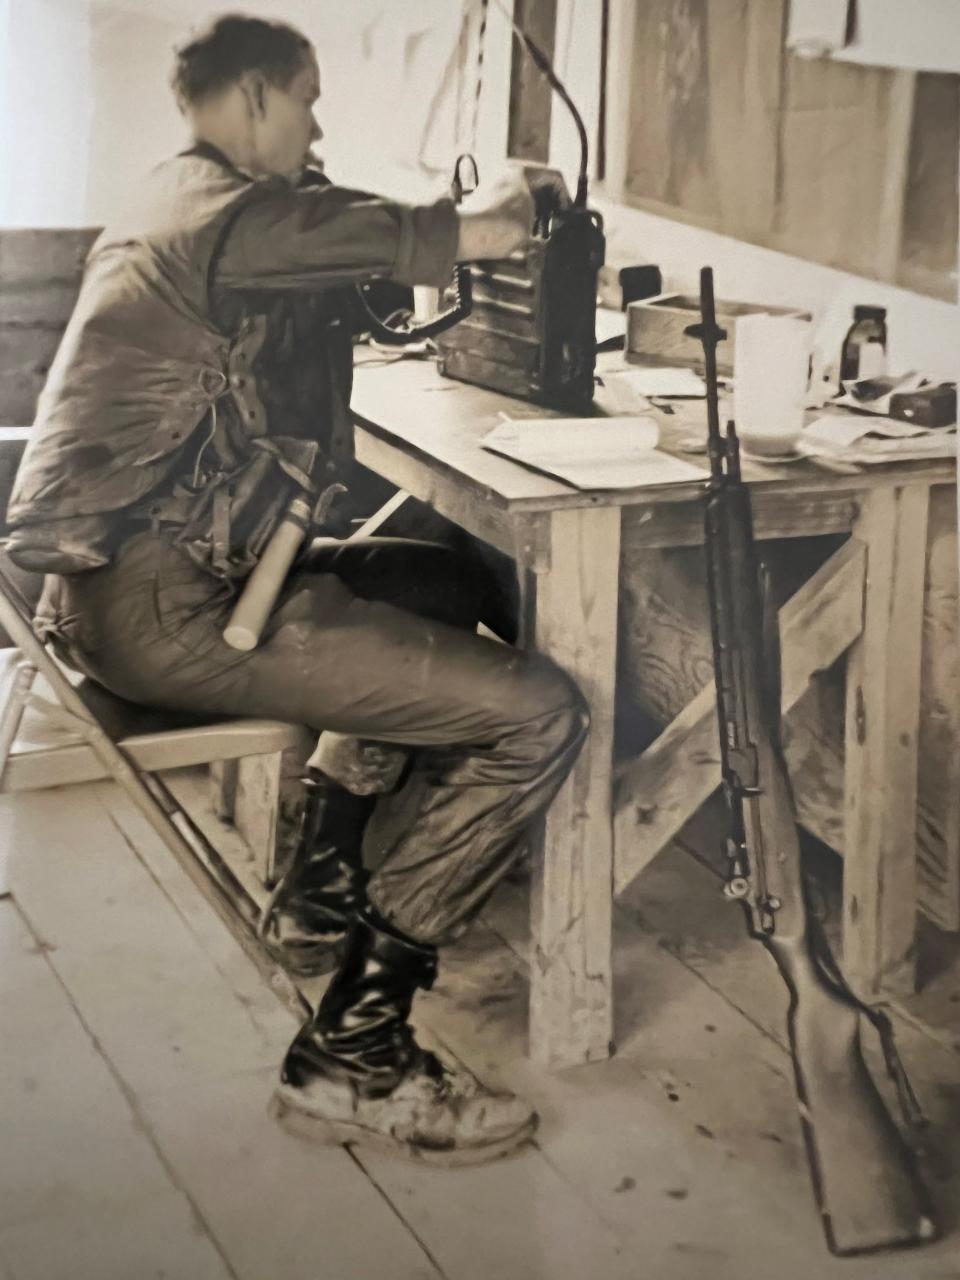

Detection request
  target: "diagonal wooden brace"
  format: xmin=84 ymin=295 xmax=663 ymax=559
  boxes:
xmin=612 ymin=537 xmax=867 ymax=897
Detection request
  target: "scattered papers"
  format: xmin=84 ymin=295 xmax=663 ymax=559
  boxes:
xmin=803 ymin=413 xmax=929 ymax=447
xmin=798 ymin=411 xmax=956 ymax=466
xmin=807 ymin=375 xmax=958 ymax=466
xmin=808 ymin=435 xmax=956 ymax=466
xmin=833 ymin=371 xmax=927 ymax=416
xmin=481 ymin=416 xmax=709 ymax=490
xmin=608 ymin=367 xmax=707 ymax=399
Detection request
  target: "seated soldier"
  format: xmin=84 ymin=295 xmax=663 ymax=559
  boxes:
xmin=5 ymin=13 xmax=588 ymax=1164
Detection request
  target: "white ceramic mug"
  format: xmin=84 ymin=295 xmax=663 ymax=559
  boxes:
xmin=733 ymin=315 xmax=812 ymax=457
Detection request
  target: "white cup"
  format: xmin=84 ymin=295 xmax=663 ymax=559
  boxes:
xmin=412 ymin=286 xmax=441 ymax=321
xmin=733 ymin=315 xmax=812 ymax=456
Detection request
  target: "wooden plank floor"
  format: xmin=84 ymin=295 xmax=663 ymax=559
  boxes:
xmin=1 ymin=776 xmax=958 ymax=1280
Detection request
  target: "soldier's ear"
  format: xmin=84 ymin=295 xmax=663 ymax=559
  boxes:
xmin=238 ymin=70 xmax=269 ymax=119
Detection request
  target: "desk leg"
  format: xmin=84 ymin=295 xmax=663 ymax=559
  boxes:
xmin=843 ymin=484 xmax=930 ymax=998
xmin=526 ymin=506 xmax=621 ymax=1069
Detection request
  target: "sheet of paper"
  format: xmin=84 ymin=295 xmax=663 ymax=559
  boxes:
xmin=798 ymin=417 xmax=956 ymax=466
xmin=804 ymin=412 xmax=934 ymax=449
xmin=604 ymin=367 xmax=706 ymax=399
xmin=841 ymin=436 xmax=957 ymax=465
xmin=832 ymin=371 xmax=926 ymax=415
xmin=803 ymin=414 xmax=872 ymax=447
xmin=481 ymin=416 xmax=708 ymax=490
xmin=595 ymin=308 xmax=627 ymax=345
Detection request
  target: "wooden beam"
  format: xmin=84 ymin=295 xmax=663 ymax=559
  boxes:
xmin=875 ymin=70 xmax=917 ymax=282
xmin=613 ymin=536 xmax=866 ymax=896
xmin=597 ymin=0 xmax=638 ymax=201
xmin=354 ymin=424 xmax=517 ymax=559
xmin=620 ymin=489 xmax=862 ymax=549
xmin=508 ymin=0 xmax=557 ymax=163
xmin=233 ymin=751 xmax=283 ymax=884
xmin=916 ymin=486 xmax=960 ymax=929
xmin=210 ymin=758 xmax=239 ymax=821
xmin=528 ymin=505 xmax=620 ymax=1067
xmin=843 ymin=484 xmax=930 ymax=998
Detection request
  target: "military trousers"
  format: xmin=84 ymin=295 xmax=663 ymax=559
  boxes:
xmin=47 ymin=530 xmax=589 ymax=944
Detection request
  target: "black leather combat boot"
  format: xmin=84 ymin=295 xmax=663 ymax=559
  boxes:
xmin=271 ymin=909 xmax=537 ymax=1165
xmin=258 ymin=772 xmax=371 ymax=976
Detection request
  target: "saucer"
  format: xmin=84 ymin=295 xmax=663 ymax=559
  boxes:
xmin=739 ymin=447 xmax=804 ymax=464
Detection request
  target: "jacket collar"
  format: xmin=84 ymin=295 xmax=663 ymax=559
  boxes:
xmin=178 ymin=139 xmax=241 ymax=173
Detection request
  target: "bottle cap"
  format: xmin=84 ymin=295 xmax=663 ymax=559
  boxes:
xmin=853 ymin=304 xmax=886 ymax=322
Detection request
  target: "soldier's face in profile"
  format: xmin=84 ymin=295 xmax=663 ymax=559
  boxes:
xmin=255 ymin=51 xmax=323 ymax=184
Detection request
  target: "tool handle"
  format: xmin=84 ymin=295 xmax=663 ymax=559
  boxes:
xmin=222 ymin=497 xmax=312 ymax=652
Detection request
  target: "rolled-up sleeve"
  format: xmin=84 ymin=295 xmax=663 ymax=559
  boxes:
xmin=215 ymin=182 xmax=459 ymax=292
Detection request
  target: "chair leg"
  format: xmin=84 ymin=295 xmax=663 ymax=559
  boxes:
xmin=0 ymin=660 xmax=37 ymax=785
xmin=210 ymin=759 xmax=240 ymax=822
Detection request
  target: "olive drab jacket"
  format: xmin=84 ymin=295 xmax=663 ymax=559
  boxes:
xmin=6 ymin=143 xmax=458 ymax=577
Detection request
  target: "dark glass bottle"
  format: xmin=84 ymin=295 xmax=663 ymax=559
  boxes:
xmin=839 ymin=305 xmax=887 ymax=390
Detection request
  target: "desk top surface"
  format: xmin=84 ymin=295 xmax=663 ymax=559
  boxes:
xmin=351 ymin=353 xmax=956 ymax=516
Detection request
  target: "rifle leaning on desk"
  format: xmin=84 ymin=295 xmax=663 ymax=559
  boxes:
xmin=689 ymin=266 xmax=937 ymax=1256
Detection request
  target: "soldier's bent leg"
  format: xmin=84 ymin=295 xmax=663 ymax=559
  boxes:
xmin=251 ymin=600 xmax=587 ymax=1164
xmin=257 ymin=536 xmax=519 ymax=973
xmin=59 ymin=532 xmax=588 ymax=934
xmin=58 ymin=532 xmax=587 ymax=1160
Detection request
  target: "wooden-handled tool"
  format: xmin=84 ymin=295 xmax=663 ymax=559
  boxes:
xmin=222 ymin=487 xmax=411 ymax=652
xmin=223 ymin=495 xmax=314 ymax=652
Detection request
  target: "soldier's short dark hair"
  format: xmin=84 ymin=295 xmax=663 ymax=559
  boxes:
xmin=172 ymin=13 xmax=311 ymax=105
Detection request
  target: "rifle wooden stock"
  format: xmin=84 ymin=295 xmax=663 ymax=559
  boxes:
xmin=695 ymin=265 xmax=937 ymax=1256
xmin=779 ymin=939 xmax=936 ymax=1255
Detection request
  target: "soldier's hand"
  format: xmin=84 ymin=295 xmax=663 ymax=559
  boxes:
xmin=455 ymin=165 xmax=535 ymax=261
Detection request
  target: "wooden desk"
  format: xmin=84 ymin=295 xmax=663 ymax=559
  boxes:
xmin=352 ymin=356 xmax=957 ymax=1069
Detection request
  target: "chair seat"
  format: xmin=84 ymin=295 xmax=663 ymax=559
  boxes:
xmin=0 ymin=647 xmax=307 ymax=793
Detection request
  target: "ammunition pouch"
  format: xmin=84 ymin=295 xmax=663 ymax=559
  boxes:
xmin=159 ymin=438 xmax=320 ymax=581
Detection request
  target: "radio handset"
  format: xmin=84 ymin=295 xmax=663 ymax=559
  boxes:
xmin=355 ymin=268 xmax=471 ymax=347
xmin=354 ymin=154 xmax=476 ymax=347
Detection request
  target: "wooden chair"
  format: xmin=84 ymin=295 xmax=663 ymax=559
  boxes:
xmin=0 ymin=554 xmax=311 ymax=996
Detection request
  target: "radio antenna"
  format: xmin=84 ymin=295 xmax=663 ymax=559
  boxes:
xmin=490 ymin=0 xmax=590 ymax=206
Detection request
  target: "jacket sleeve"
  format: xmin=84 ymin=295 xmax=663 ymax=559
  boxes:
xmin=214 ymin=183 xmax=459 ymax=292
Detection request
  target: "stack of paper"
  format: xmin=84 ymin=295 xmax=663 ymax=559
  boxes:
xmin=798 ymin=412 xmax=956 ymax=466
xmin=481 ymin=416 xmax=709 ymax=490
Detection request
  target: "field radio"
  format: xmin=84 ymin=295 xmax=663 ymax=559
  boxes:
xmin=436 ymin=22 xmax=604 ymax=414
xmin=355 ymin=10 xmax=604 ymax=414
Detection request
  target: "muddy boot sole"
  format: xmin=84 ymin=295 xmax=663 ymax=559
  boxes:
xmin=268 ymin=1090 xmax=538 ymax=1167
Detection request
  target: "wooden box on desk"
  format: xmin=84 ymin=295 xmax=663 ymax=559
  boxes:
xmin=626 ymin=294 xmax=809 ymax=375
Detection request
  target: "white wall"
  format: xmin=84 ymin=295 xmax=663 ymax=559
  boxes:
xmin=84 ymin=3 xmax=186 ymax=223
xmin=0 ymin=0 xmax=510 ymax=227
xmin=0 ymin=0 xmax=95 ymax=226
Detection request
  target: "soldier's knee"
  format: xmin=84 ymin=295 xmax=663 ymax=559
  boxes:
xmin=523 ymin=658 xmax=590 ymax=754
